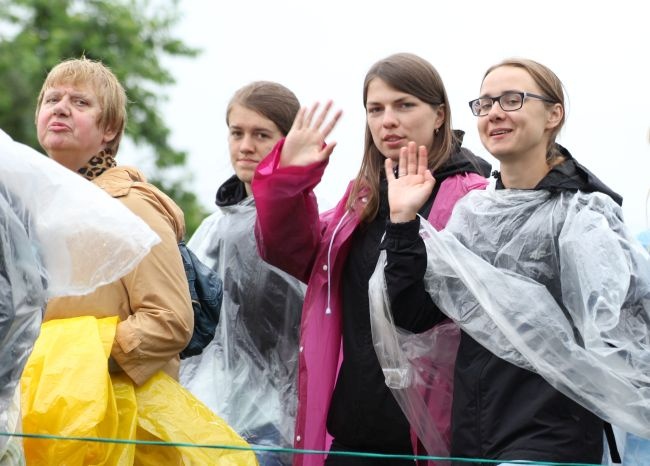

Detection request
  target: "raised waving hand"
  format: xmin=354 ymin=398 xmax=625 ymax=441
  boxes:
xmin=279 ymin=101 xmax=342 ymax=167
xmin=385 ymin=141 xmax=436 ymax=223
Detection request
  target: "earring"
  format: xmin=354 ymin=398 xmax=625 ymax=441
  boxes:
xmin=434 ymin=128 xmax=439 ymax=135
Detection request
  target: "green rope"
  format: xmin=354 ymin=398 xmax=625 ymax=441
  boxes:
xmin=0 ymin=432 xmax=602 ymax=465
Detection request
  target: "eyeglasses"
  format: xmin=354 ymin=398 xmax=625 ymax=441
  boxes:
xmin=468 ymin=92 xmax=556 ymax=117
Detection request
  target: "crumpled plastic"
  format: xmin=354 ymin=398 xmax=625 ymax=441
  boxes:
xmin=369 ymin=188 xmax=650 ymax=451
xmin=369 ymin=261 xmax=458 ymax=461
xmin=0 ymin=129 xmax=159 ymax=461
xmin=20 ymin=316 xmax=258 ymax=466
xmin=180 ymin=198 xmax=305 ymax=454
xmin=0 ymin=129 xmax=159 ymax=298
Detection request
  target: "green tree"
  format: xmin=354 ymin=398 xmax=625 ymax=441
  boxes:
xmin=0 ymin=0 xmax=208 ymax=235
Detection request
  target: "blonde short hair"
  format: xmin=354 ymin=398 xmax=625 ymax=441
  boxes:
xmin=35 ymin=57 xmax=127 ymax=154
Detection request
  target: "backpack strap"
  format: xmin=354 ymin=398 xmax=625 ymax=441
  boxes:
xmin=604 ymin=422 xmax=621 ymax=463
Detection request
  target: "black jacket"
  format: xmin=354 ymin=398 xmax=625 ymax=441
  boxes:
xmin=326 ymin=141 xmax=491 ymax=453
xmin=387 ymin=145 xmax=619 ymax=464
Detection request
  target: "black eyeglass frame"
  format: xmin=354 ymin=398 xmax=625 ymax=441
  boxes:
xmin=468 ymin=92 xmax=556 ymax=117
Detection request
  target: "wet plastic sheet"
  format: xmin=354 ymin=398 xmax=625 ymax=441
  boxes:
xmin=0 ymin=129 xmax=159 ymax=462
xmin=20 ymin=316 xmax=258 ymax=466
xmin=180 ymin=199 xmax=305 ymax=455
xmin=0 ymin=129 xmax=159 ymax=298
xmin=370 ymin=189 xmax=650 ymax=451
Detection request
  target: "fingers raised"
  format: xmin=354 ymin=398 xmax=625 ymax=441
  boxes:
xmin=304 ymin=102 xmax=320 ymax=128
xmin=291 ymin=107 xmax=307 ymax=131
xmin=385 ymin=158 xmax=396 ymax=181
xmin=417 ymin=145 xmax=428 ymax=174
xmin=321 ymin=108 xmax=343 ymax=140
xmin=406 ymin=141 xmax=418 ymax=176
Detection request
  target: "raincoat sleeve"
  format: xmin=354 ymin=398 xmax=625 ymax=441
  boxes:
xmin=252 ymin=138 xmax=328 ymax=283
xmin=381 ymin=218 xmax=446 ymax=332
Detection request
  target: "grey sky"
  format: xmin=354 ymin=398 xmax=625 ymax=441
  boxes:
xmin=121 ymin=0 xmax=650 ymax=233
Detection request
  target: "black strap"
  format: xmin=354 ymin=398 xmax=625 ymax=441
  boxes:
xmin=604 ymin=422 xmax=621 ymax=463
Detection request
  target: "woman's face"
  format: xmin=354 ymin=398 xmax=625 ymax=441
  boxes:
xmin=227 ymin=104 xmax=284 ymax=194
xmin=365 ymin=78 xmax=444 ymax=162
xmin=477 ymin=66 xmax=561 ymax=164
xmin=37 ymin=82 xmax=116 ymax=171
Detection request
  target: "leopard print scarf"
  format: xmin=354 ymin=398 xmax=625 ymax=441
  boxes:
xmin=78 ymin=150 xmax=116 ymax=181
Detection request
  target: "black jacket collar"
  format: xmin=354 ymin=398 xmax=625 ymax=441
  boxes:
xmin=435 ymin=130 xmax=492 ymax=181
xmin=215 ymin=175 xmax=248 ymax=207
xmin=493 ymin=144 xmax=622 ymax=206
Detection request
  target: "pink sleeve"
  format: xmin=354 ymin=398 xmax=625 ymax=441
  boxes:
xmin=252 ymin=138 xmax=329 ymax=283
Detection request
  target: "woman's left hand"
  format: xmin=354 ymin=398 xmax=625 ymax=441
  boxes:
xmin=385 ymin=141 xmax=436 ymax=223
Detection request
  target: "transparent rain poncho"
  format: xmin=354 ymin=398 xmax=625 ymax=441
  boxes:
xmin=0 ymin=129 xmax=159 ymax=459
xmin=370 ymin=188 xmax=650 ymax=457
xmin=180 ymin=198 xmax=306 ymax=454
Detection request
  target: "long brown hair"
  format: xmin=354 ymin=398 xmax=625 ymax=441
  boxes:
xmin=347 ymin=53 xmax=455 ymax=222
xmin=483 ymin=58 xmax=566 ymax=164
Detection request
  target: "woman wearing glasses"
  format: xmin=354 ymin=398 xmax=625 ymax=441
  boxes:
xmin=252 ymin=53 xmax=491 ymax=466
xmin=371 ymin=57 xmax=650 ymax=465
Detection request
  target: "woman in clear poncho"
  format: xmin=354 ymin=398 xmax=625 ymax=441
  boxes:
xmin=368 ymin=58 xmax=650 ymax=465
xmin=179 ymin=82 xmax=306 ymax=466
xmin=0 ymin=129 xmax=158 ymax=465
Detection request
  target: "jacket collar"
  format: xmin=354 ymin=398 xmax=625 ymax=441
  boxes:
xmin=434 ymin=130 xmax=492 ymax=181
xmin=93 ymin=166 xmax=146 ymax=197
xmin=493 ymin=144 xmax=623 ymax=206
xmin=215 ymin=175 xmax=248 ymax=207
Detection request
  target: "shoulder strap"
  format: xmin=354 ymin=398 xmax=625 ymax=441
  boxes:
xmin=178 ymin=241 xmax=223 ymax=359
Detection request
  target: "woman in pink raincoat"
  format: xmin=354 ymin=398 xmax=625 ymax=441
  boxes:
xmin=253 ymin=53 xmax=491 ymax=466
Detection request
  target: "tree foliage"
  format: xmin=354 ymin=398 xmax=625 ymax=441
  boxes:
xmin=0 ymin=0 xmax=207 ymax=235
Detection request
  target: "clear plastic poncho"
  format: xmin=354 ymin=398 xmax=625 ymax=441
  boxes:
xmin=180 ymin=197 xmax=306 ymax=454
xmin=370 ymin=189 xmax=650 ymax=457
xmin=0 ymin=129 xmax=160 ymax=459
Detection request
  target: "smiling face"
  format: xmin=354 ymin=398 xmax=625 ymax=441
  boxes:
xmin=227 ymin=104 xmax=284 ymax=194
xmin=37 ymin=83 xmax=117 ymax=171
xmin=477 ymin=66 xmax=562 ymax=165
xmin=365 ymin=78 xmax=444 ymax=162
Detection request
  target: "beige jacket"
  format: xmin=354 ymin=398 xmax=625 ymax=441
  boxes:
xmin=45 ymin=166 xmax=193 ymax=385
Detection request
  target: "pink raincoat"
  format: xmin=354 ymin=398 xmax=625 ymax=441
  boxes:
xmin=253 ymin=139 xmax=488 ymax=466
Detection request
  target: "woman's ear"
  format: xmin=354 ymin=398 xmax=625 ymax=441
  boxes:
xmin=102 ymin=125 xmax=118 ymax=145
xmin=434 ymin=104 xmax=445 ymax=130
xmin=545 ymin=103 xmax=564 ymax=130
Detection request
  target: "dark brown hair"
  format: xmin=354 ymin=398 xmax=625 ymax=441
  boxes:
xmin=348 ymin=53 xmax=455 ymax=222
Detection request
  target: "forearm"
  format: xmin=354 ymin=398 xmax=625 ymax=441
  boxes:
xmin=382 ymin=218 xmax=446 ymax=332
xmin=253 ymin=139 xmax=326 ymax=282
xmin=112 ymin=224 xmax=193 ymax=385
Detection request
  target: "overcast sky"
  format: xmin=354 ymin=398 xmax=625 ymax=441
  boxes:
xmin=122 ymin=0 xmax=650 ymax=233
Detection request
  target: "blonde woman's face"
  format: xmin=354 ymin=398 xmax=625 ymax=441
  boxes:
xmin=478 ymin=66 xmax=561 ymax=164
xmin=227 ymin=104 xmax=283 ymax=194
xmin=37 ymin=83 xmax=115 ymax=171
xmin=365 ymin=78 xmax=444 ymax=162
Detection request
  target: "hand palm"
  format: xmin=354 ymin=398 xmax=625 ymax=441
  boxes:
xmin=385 ymin=142 xmax=436 ymax=223
xmin=280 ymin=101 xmax=342 ymax=167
